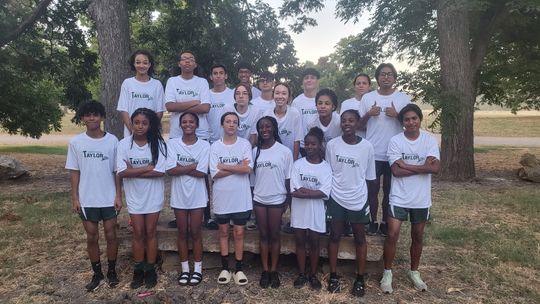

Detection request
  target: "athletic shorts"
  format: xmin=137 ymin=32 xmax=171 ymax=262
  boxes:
xmin=214 ymin=210 xmax=252 ymax=226
xmin=326 ymin=197 xmax=370 ymax=224
xmin=389 ymin=205 xmax=430 ymax=223
xmin=253 ymin=200 xmax=287 ymax=209
xmin=79 ymin=206 xmax=117 ymax=222
xmin=376 ymin=160 xmax=392 ymax=178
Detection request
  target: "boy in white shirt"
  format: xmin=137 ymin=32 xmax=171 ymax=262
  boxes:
xmin=236 ymin=61 xmax=261 ymax=99
xmin=251 ymin=71 xmax=276 ymax=112
xmin=292 ymin=68 xmax=320 ymax=154
xmin=380 ymin=103 xmax=440 ymax=294
xmin=66 ymin=101 xmax=122 ymax=291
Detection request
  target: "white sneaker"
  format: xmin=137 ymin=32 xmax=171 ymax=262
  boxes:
xmin=408 ymin=270 xmax=428 ymax=291
xmin=380 ymin=270 xmax=393 ymax=294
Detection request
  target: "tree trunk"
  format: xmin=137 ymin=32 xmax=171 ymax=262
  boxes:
xmin=436 ymin=0 xmax=476 ymax=181
xmin=88 ymin=0 xmax=131 ymax=139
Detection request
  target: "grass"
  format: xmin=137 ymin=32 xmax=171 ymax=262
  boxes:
xmin=0 ymin=145 xmax=67 ymax=155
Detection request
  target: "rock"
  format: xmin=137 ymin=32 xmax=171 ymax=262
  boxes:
xmin=0 ymin=155 xmax=29 ymax=180
xmin=518 ymin=153 xmax=540 ymax=183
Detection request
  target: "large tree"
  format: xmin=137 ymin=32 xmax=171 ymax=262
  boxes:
xmin=281 ymin=0 xmax=540 ymax=181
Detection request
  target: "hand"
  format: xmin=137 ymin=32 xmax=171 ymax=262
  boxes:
xmin=72 ymin=198 xmax=81 ymax=214
xmin=114 ymin=195 xmax=123 ymax=212
xmin=385 ymin=101 xmax=398 ymax=118
xmin=241 ymin=159 xmax=251 ymax=167
xmin=368 ymin=101 xmax=381 ymax=117
xmin=217 ymin=163 xmax=225 ymax=170
xmin=395 ymin=159 xmax=406 ymax=168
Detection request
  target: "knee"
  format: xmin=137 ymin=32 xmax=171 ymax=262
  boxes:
xmin=269 ymin=230 xmax=280 ymax=243
xmin=329 ymin=232 xmax=341 ymax=244
xmin=190 ymin=227 xmax=202 ymax=242
xmin=411 ymin=233 xmax=423 ymax=245
xmin=104 ymin=230 xmax=117 ymax=243
xmin=87 ymin=231 xmax=99 ymax=244
xmin=219 ymin=228 xmax=229 ymax=239
xmin=353 ymin=234 xmax=366 ymax=246
xmin=233 ymin=228 xmax=244 ymax=239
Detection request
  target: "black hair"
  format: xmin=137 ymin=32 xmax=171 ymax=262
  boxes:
xmin=259 ymin=71 xmax=274 ymax=81
xmin=210 ymin=63 xmax=227 ymax=74
xmin=341 ymin=109 xmax=361 ymax=121
xmin=272 ymin=82 xmax=292 ymax=102
xmin=236 ymin=61 xmax=253 ymax=72
xmin=180 ymin=111 xmax=199 ymax=128
xmin=130 ymin=108 xmax=167 ymax=165
xmin=375 ymin=63 xmax=398 ymax=80
xmin=221 ymin=111 xmax=240 ymax=126
xmin=254 ymin=116 xmax=282 ymax=173
xmin=315 ymin=88 xmax=338 ymax=108
xmin=234 ymin=83 xmax=253 ymax=101
xmin=304 ymin=126 xmax=324 ymax=160
xmin=398 ymin=103 xmax=423 ymax=123
xmin=76 ymin=100 xmax=106 ymax=120
xmin=353 ymin=73 xmax=371 ymax=86
xmin=129 ymin=49 xmax=155 ymax=76
xmin=302 ymin=68 xmax=320 ymax=79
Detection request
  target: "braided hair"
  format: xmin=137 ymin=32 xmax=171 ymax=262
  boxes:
xmin=130 ymin=108 xmax=167 ymax=165
xmin=253 ymin=116 xmax=281 ymax=173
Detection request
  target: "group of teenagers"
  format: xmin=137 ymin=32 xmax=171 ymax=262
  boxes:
xmin=66 ymin=49 xmax=440 ymax=298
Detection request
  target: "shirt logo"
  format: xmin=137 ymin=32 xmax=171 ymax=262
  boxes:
xmin=401 ymin=153 xmax=425 ymax=163
xmin=176 ymin=89 xmax=199 ymax=98
xmin=219 ymin=156 xmax=240 ymax=164
xmin=129 ymin=157 xmax=151 ymax=165
xmin=177 ymin=154 xmax=196 ymax=163
xmin=279 ymin=129 xmax=292 ymax=137
xmin=131 ymin=92 xmax=153 ymax=101
xmin=256 ymin=161 xmax=277 ymax=169
xmin=82 ymin=150 xmax=108 ymax=161
xmin=335 ymin=155 xmax=360 ymax=167
xmin=301 ymin=109 xmax=318 ymax=115
xmin=299 ymin=173 xmax=321 ymax=186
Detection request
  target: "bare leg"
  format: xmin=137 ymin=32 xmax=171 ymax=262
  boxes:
xmin=410 ymin=221 xmax=426 ymax=270
xmin=383 ymin=217 xmax=402 ymax=269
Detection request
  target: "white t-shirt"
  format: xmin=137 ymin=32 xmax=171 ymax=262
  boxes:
xmin=290 ymin=158 xmax=332 ymax=233
xmin=167 ymin=138 xmax=210 ymax=209
xmin=165 ymin=75 xmax=211 ymax=139
xmin=251 ymin=96 xmax=275 ymax=113
xmin=222 ymin=104 xmax=262 ymax=141
xmin=252 ymin=86 xmax=262 ymax=100
xmin=340 ymin=97 xmax=366 ymax=138
xmin=263 ymin=106 xmax=303 ymax=154
xmin=325 ymin=136 xmax=376 ymax=211
xmin=387 ymin=130 xmax=440 ymax=208
xmin=65 ymin=132 xmax=118 ymax=208
xmin=251 ymin=142 xmax=293 ymax=205
xmin=305 ymin=112 xmax=342 ymax=149
xmin=116 ymin=136 xmax=167 ymax=214
xmin=117 ymin=77 xmax=166 ymax=138
xmin=359 ymin=90 xmax=410 ymax=161
xmin=209 ymin=137 xmax=253 ymax=214
xmin=209 ymin=88 xmax=234 ymax=143
xmin=292 ymin=93 xmax=317 ymax=148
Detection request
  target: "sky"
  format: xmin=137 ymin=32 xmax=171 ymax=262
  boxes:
xmin=265 ymin=0 xmax=369 ymax=64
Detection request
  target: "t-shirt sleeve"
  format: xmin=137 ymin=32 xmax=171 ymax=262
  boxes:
xmin=156 ymin=81 xmax=166 ymax=112
xmin=284 ymin=148 xmax=293 ymax=179
xmin=164 ymin=78 xmax=176 ymax=103
xmin=427 ymin=135 xmax=440 ymax=160
xmin=196 ymin=142 xmax=210 ymax=173
xmin=166 ymin=143 xmax=177 ymax=170
xmin=116 ymin=80 xmax=129 ymax=112
xmin=250 ymin=109 xmax=263 ymax=135
xmin=387 ymin=136 xmax=401 ymax=166
xmin=199 ymin=79 xmax=210 ymax=104
xmin=116 ymin=142 xmax=128 ymax=174
xmin=358 ymin=95 xmax=368 ymax=117
xmin=209 ymin=144 xmax=219 ymax=179
xmin=366 ymin=144 xmax=376 ymax=181
xmin=319 ymin=163 xmax=333 ymax=199
xmin=112 ymin=138 xmax=119 ymax=172
xmin=293 ymin=111 xmax=304 ymax=142
xmin=153 ymin=143 xmax=168 ymax=173
xmin=290 ymin=162 xmax=301 ymax=191
xmin=325 ymin=142 xmax=332 ymax=168
xmin=244 ymin=141 xmax=254 ymax=169
xmin=65 ymin=140 xmax=79 ymax=170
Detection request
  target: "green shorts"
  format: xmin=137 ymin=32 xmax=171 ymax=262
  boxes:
xmin=79 ymin=207 xmax=118 ymax=222
xmin=326 ymin=196 xmax=370 ymax=224
xmin=388 ymin=205 xmax=430 ymax=223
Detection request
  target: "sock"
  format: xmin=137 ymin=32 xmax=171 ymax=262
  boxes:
xmin=221 ymin=254 xmax=229 ymax=270
xmin=235 ymin=259 xmax=243 ymax=272
xmin=356 ymin=274 xmax=364 ymax=281
xmin=330 ymin=272 xmax=337 ymax=279
xmin=384 ymin=269 xmax=392 ymax=274
xmin=107 ymin=260 xmax=116 ymax=272
xmin=146 ymin=263 xmax=155 ymax=272
xmin=134 ymin=261 xmax=144 ymax=272
xmin=194 ymin=261 xmax=202 ymax=274
xmin=91 ymin=261 xmax=102 ymax=275
xmin=181 ymin=260 xmax=189 ymax=273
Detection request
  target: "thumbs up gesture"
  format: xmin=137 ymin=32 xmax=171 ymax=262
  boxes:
xmin=385 ymin=101 xmax=398 ymax=118
xmin=368 ymin=101 xmax=381 ymax=117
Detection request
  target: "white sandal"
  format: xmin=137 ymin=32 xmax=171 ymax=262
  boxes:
xmin=217 ymin=269 xmax=231 ymax=284
xmin=233 ymin=270 xmax=249 ymax=286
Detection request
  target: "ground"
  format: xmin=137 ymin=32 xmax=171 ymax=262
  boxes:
xmin=0 ymin=146 xmax=539 ymax=304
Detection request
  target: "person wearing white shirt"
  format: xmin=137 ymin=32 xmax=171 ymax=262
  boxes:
xmin=117 ymin=50 xmax=165 ymax=139
xmin=305 ymin=88 xmax=342 ymax=152
xmin=263 ymin=83 xmax=303 ymax=160
xmin=223 ymin=83 xmax=261 ymax=146
xmin=117 ymin=108 xmax=167 ymax=289
xmin=325 ymin=110 xmax=376 ymax=297
xmin=208 ymin=64 xmax=234 ymax=143
xmin=210 ymin=112 xmax=253 ymax=286
xmin=166 ymin=112 xmax=209 ymax=287
xmin=292 ymin=68 xmax=320 ymax=153
xmin=236 ymin=61 xmax=261 ymax=99
xmin=290 ymin=127 xmax=332 ymax=290
xmin=358 ymin=63 xmax=411 ymax=236
xmin=66 ymin=101 xmax=121 ymax=291
xmin=165 ymin=51 xmax=211 ymax=139
xmin=251 ymin=116 xmax=293 ymax=289
xmin=251 ymin=71 xmax=276 ymax=113
xmin=380 ymin=103 xmax=440 ymax=294
xmin=340 ymin=73 xmax=371 ymax=138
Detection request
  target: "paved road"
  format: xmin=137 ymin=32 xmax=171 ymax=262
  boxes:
xmin=1 ymin=133 xmax=539 ymax=147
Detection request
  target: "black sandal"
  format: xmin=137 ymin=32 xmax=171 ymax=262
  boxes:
xmin=178 ymin=272 xmax=190 ymax=286
xmin=190 ymin=272 xmax=203 ymax=286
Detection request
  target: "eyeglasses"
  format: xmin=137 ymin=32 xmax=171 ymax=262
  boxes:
xmin=379 ymin=72 xmax=394 ymax=78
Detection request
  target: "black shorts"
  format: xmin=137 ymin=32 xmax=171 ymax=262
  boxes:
xmin=253 ymin=200 xmax=287 ymax=209
xmin=79 ymin=207 xmax=117 ymax=222
xmin=376 ymin=160 xmax=392 ymax=178
xmin=214 ymin=210 xmax=252 ymax=226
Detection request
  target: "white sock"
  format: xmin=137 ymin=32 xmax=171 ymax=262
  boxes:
xmin=384 ymin=269 xmax=392 ymax=274
xmin=194 ymin=261 xmax=202 ymax=274
xmin=181 ymin=260 xmax=189 ymax=273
